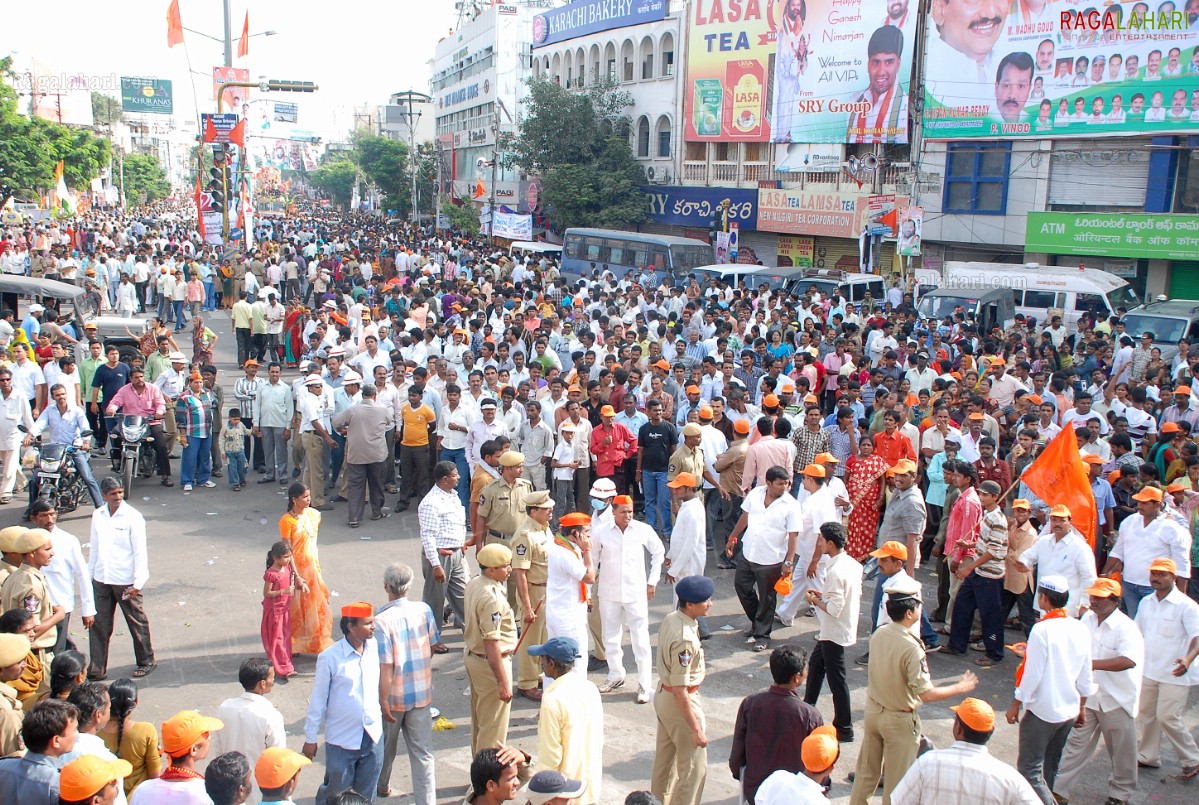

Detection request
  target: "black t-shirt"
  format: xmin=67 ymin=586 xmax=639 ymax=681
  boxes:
xmin=92 ymin=362 xmax=131 ymax=406
xmin=638 ymin=421 xmax=678 ymax=472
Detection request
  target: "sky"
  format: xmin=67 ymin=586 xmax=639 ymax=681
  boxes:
xmin=1 ymin=0 xmax=459 ymax=141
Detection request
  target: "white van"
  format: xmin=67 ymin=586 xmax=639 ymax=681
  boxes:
xmin=941 ymin=262 xmax=1140 ymax=328
xmin=508 ymin=241 xmax=563 ymax=260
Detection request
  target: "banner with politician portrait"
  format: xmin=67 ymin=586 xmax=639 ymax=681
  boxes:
xmin=922 ymin=0 xmax=1199 ymax=139
xmin=771 ymin=0 xmax=917 ymax=143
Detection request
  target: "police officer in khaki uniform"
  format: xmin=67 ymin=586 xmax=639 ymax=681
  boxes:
xmin=463 ymin=543 xmax=519 ymax=756
xmin=849 ymin=576 xmax=978 ymax=805
xmin=476 ymin=451 xmax=534 ymax=549
xmin=510 ymin=490 xmax=554 ymax=701
xmin=0 ymin=528 xmax=63 ymax=665
xmin=667 ymin=424 xmax=706 ymax=484
xmin=0 ymin=526 xmax=28 ymax=586
xmin=651 ymin=575 xmax=713 ymax=805
xmin=0 ymin=632 xmax=30 ymax=757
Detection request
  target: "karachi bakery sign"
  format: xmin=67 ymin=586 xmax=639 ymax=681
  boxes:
xmin=532 ymin=0 xmax=667 ymax=48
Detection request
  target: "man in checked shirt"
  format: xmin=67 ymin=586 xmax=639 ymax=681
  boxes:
xmin=418 ymin=462 xmax=470 ymax=654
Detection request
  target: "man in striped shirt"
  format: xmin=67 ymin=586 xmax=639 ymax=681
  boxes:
xmin=418 ymin=462 xmax=469 ymax=652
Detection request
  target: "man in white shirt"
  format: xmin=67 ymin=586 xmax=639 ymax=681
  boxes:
xmin=302 ymin=601 xmax=384 ymax=805
xmin=777 ymin=464 xmax=839 ymax=625
xmin=211 ymin=658 xmax=287 ymax=805
xmin=1053 ymin=578 xmax=1145 ymax=804
xmin=87 ymin=477 xmax=154 ymax=681
xmin=31 ymin=500 xmax=95 ymax=654
xmin=802 ymin=522 xmax=862 ymax=743
xmin=593 ymin=494 xmax=664 ymax=705
xmin=1103 ymin=485 xmax=1192 ymax=618
xmin=1006 ymin=575 xmax=1097 ymax=804
xmin=1133 ymin=558 xmax=1199 ymax=779
xmin=1016 ymin=504 xmax=1097 ymax=617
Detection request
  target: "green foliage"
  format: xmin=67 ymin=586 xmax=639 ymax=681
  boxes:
xmin=122 ymin=153 xmax=170 ymax=205
xmin=308 ymin=159 xmax=356 ymax=208
xmin=0 ymin=55 xmax=111 ymax=203
xmin=353 ymin=132 xmax=410 ymax=213
xmin=91 ymin=92 xmax=122 ymax=127
xmin=513 ymin=75 xmax=644 ymax=232
xmin=441 ymin=200 xmax=479 ymax=236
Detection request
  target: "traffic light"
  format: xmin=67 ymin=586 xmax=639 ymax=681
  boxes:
xmin=207 ymin=149 xmax=233 ymax=214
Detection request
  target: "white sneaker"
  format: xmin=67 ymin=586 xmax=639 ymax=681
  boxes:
xmin=201 ymin=481 xmax=216 ymax=488
xmin=635 ymin=685 xmax=650 ymax=704
xmin=598 ymin=678 xmax=625 ymax=693
xmin=182 ymin=484 xmax=193 ymax=492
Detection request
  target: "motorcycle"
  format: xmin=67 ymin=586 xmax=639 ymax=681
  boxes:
xmin=21 ymin=428 xmax=94 ymax=515
xmin=115 ymin=415 xmax=159 ymax=493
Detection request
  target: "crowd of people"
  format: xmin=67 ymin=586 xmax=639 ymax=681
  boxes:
xmin=0 ymin=201 xmax=1198 ymax=805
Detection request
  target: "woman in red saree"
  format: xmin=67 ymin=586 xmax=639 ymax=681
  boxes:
xmin=845 ymin=436 xmax=890 ymax=561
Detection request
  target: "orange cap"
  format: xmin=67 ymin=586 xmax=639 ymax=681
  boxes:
xmin=763 ymin=394 xmax=780 ymax=408
xmin=685 ymin=384 xmax=701 ymax=394
xmin=1167 ymin=479 xmax=1190 ymax=493
xmin=600 ymin=405 xmax=616 ymax=417
xmin=1081 ymin=453 xmax=1106 ymax=465
xmin=1161 ymin=421 xmax=1182 ymax=434
xmin=870 ymin=541 xmax=908 ymax=561
xmin=653 ymin=359 xmax=671 ymax=371
xmin=340 ymin=601 xmax=374 ymax=618
xmin=814 ymin=452 xmax=839 ymax=465
xmin=612 ymin=494 xmax=634 ymax=506
xmin=1175 ymin=385 xmax=1192 ymax=395
xmin=1084 ymin=577 xmax=1122 ymax=598
xmin=990 ymin=357 xmax=1006 ymax=366
xmin=1012 ymin=498 xmax=1032 ymax=510
xmin=559 ymin=512 xmax=592 ymax=528
xmin=254 ymin=746 xmax=312 ymax=789
xmin=801 ymin=463 xmax=826 ymax=478
xmin=801 ymin=733 xmax=840 ymax=774
xmin=1149 ymin=557 xmax=1178 ymax=574
xmin=1132 ymin=486 xmax=1164 ymax=503
xmin=1026 ymin=394 xmax=1043 ymax=405
xmin=667 ymin=472 xmax=698 ymax=489
xmin=59 ymin=756 xmax=134 ymax=801
xmin=567 ymin=384 xmax=582 ymax=393
xmin=698 ymin=405 xmax=714 ymax=419
xmin=733 ymin=418 xmax=751 ymax=435
xmin=162 ymin=711 xmax=224 ymax=755
xmin=951 ymin=698 xmax=996 ymax=731
xmin=968 ymin=412 xmax=984 ymax=421
xmin=1049 ymin=504 xmax=1073 ymax=518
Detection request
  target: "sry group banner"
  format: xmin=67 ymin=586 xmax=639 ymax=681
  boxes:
xmin=772 ymin=0 xmax=916 ymax=144
xmin=923 ymin=0 xmax=1199 ymax=139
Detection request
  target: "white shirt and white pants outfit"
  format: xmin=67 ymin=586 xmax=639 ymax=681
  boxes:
xmin=777 ymin=484 xmax=838 ymax=622
xmin=546 ymin=538 xmax=591 ymax=676
xmin=594 ymin=519 xmax=665 ymax=694
xmin=1053 ymin=608 xmax=1145 ymax=802
xmin=1134 ymin=587 xmax=1199 ymax=770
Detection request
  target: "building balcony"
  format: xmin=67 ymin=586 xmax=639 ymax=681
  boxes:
xmin=680 ymin=160 xmax=902 ymax=191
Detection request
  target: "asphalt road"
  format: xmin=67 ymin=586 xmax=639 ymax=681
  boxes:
xmin=20 ymin=308 xmax=1199 ymax=805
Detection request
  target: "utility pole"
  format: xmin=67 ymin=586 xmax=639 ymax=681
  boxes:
xmin=222 ymin=0 xmax=233 ymax=67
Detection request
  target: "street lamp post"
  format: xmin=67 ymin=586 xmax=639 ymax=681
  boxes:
xmin=392 ymin=91 xmax=430 ymax=223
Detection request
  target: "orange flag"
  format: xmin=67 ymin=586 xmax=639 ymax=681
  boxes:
xmin=167 ymin=0 xmax=184 ymax=47
xmin=1019 ymin=427 xmax=1097 ymax=548
xmin=238 ymin=11 xmax=250 ymax=58
xmin=472 ymin=178 xmax=486 ymax=199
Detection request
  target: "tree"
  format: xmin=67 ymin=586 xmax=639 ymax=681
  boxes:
xmin=513 ymin=75 xmax=645 ymax=232
xmin=441 ymin=199 xmax=479 ymax=236
xmin=91 ymin=91 xmax=123 ymax=128
xmin=353 ymin=133 xmax=409 ymax=212
xmin=121 ymin=153 xmax=170 ymax=205
xmin=308 ymin=157 xmax=356 ymax=209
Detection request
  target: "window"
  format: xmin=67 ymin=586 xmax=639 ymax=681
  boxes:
xmin=642 ymin=55 xmax=654 ymax=80
xmin=637 ymin=117 xmax=650 ymax=158
xmin=1075 ymin=292 xmax=1107 ymax=313
xmin=1175 ymin=149 xmax=1199 ymax=213
xmin=1022 ymin=290 xmax=1059 ymax=308
xmin=943 ymin=142 xmax=1012 ymax=214
xmin=657 ymin=117 xmax=671 ymax=158
xmin=663 ymin=50 xmax=674 ymax=76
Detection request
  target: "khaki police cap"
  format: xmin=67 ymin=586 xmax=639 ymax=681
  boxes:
xmin=498 ymin=451 xmax=525 ymax=467
xmin=0 ymin=633 xmax=31 ymax=667
xmin=13 ymin=528 xmax=52 ymax=554
xmin=478 ymin=544 xmax=513 ymax=567
xmin=0 ymin=526 xmax=28 ymax=553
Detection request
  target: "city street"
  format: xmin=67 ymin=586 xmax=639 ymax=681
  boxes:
xmin=20 ymin=310 xmax=1192 ymax=805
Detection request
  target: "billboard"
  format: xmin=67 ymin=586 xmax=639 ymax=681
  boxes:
xmin=273 ymin=102 xmax=298 ymax=123
xmin=923 ymin=1 xmax=1199 ymax=139
xmin=757 ymin=188 xmax=865 ymax=238
xmin=685 ymin=0 xmax=787 ymax=141
xmin=774 ymin=142 xmax=844 ymax=173
xmin=213 ymin=66 xmax=250 ymax=113
xmin=1025 ymin=211 xmax=1199 ymax=260
xmin=533 ymin=0 xmax=667 ymax=48
xmin=202 ymin=114 xmax=246 ymax=147
xmin=777 ymin=234 xmax=815 ymax=265
xmin=120 ymin=78 xmax=173 ymax=115
xmin=771 ymin=0 xmax=916 ymax=144
xmin=640 ymin=186 xmax=759 ymax=229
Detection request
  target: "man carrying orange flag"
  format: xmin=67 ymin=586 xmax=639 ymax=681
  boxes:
xmin=1019 ymin=426 xmax=1098 ymax=549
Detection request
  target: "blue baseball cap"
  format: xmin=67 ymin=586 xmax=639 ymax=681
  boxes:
xmin=527 ymin=636 xmax=581 ymax=665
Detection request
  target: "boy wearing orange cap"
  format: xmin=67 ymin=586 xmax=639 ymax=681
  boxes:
xmin=130 ymin=709 xmax=224 ymax=804
xmin=754 ymin=725 xmax=840 ymax=804
xmin=59 ymin=755 xmax=133 ymax=805
xmin=254 ymin=746 xmax=311 ymax=805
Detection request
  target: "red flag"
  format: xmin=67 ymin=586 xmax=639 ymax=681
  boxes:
xmin=167 ymin=0 xmax=184 ymax=47
xmin=1019 ymin=427 xmax=1098 ymax=548
xmin=194 ymin=173 xmax=206 ymax=241
xmin=237 ymin=11 xmax=250 ymax=59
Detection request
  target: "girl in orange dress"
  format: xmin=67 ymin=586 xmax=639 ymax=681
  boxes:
xmin=278 ymin=483 xmax=333 ymax=655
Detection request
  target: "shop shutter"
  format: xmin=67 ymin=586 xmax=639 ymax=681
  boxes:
xmin=736 ymin=230 xmax=778 ymax=264
xmin=1048 ymin=142 xmax=1149 ymax=207
xmin=1169 ymin=262 xmax=1199 ymax=300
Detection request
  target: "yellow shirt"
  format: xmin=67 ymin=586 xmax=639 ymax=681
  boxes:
xmin=399 ymin=403 xmax=437 ymax=447
xmin=538 ymin=672 xmax=604 ymax=805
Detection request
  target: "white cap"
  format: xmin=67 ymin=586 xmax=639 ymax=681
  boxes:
xmin=28 ymin=304 xmax=44 ymax=313
xmin=342 ymin=371 xmax=363 ymax=384
xmin=589 ymin=478 xmax=617 ymax=499
xmin=168 ymin=352 xmax=186 ymax=362
xmin=1039 ymin=575 xmax=1070 ymax=595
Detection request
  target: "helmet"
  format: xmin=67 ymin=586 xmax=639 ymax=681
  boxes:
xmin=589 ymin=478 xmax=617 ymax=499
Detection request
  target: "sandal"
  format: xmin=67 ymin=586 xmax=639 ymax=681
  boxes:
xmin=431 ymin=642 xmax=450 ymax=654
xmin=161 ymin=478 xmax=174 ymax=487
xmin=131 ymin=662 xmax=157 ymax=678
xmin=0 ymin=497 xmax=10 ymax=505
xmin=753 ymin=642 xmax=770 ymax=652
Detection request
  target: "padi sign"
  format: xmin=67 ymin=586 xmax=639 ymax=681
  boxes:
xmin=532 ymin=0 xmax=666 ymax=49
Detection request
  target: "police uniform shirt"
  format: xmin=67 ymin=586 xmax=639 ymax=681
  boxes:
xmin=0 ymin=561 xmax=16 ymax=588
xmin=667 ymin=444 xmax=705 ymax=483
xmin=866 ymin=621 xmax=933 ymax=711
xmin=510 ymin=521 xmax=551 ymax=584
xmin=657 ymin=609 xmax=706 ymax=688
xmin=463 ymin=576 xmax=518 ymax=655
xmin=477 ymin=478 xmax=534 ymax=536
xmin=0 ymin=685 xmax=22 ymax=757
xmin=0 ymin=566 xmax=54 ymax=650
